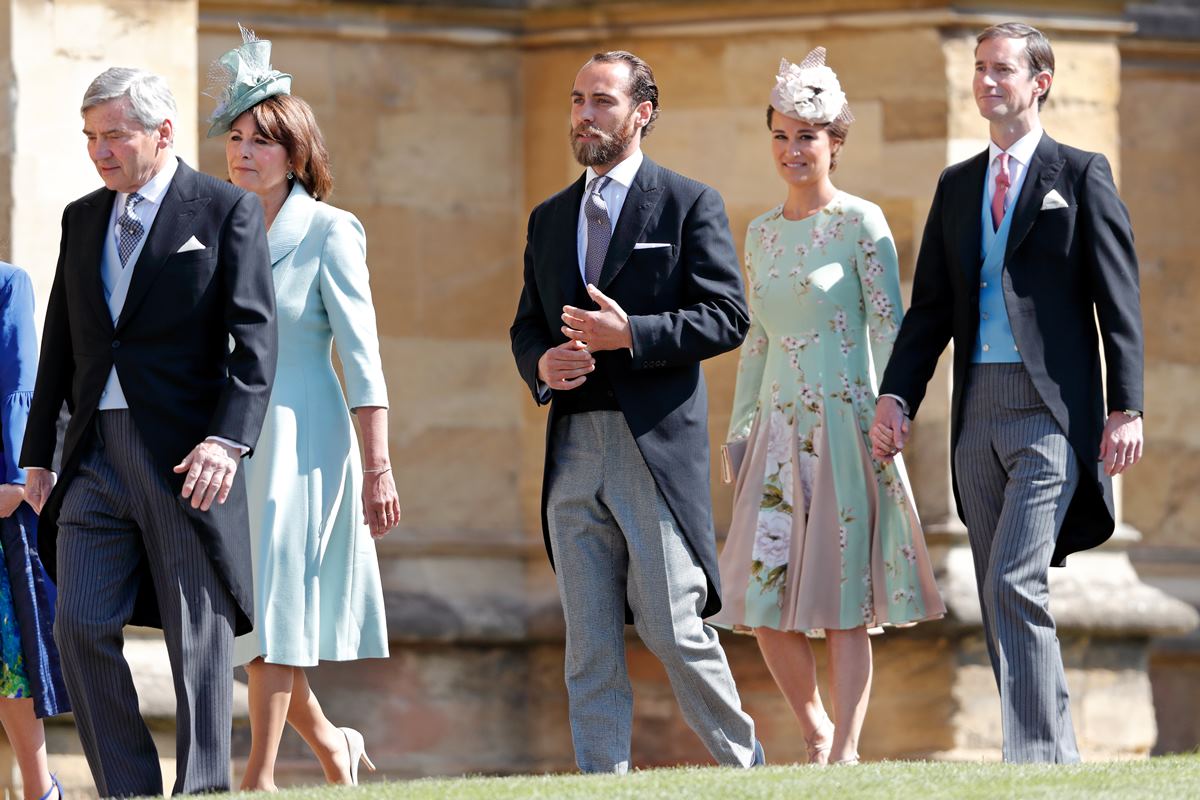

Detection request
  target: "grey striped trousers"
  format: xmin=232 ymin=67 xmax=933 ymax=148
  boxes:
xmin=954 ymin=364 xmax=1081 ymax=763
xmin=55 ymin=410 xmax=236 ymax=797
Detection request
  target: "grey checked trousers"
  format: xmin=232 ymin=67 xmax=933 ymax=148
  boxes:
xmin=546 ymin=411 xmax=756 ymax=773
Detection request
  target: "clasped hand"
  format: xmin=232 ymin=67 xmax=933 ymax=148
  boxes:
xmin=869 ymin=396 xmax=911 ymax=463
xmin=538 ymin=284 xmax=631 ymax=391
xmin=174 ymin=440 xmax=240 ymax=511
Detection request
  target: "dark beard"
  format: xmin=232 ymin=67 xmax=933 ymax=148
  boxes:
xmin=570 ymin=113 xmax=637 ymax=167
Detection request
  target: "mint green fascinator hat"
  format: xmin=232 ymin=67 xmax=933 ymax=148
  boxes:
xmin=204 ymin=24 xmax=292 ymax=138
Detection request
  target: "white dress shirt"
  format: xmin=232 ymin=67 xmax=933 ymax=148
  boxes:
xmin=984 ymin=124 xmax=1043 ymax=221
xmin=576 ymin=148 xmax=643 ymax=283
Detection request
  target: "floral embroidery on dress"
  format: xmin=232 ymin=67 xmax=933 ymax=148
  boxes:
xmin=718 ymin=193 xmax=946 ymax=634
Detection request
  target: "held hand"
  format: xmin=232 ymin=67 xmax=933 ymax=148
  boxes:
xmin=870 ymin=396 xmax=911 ymax=463
xmin=22 ymin=469 xmax=56 ymax=515
xmin=561 ymin=284 xmax=633 ymax=352
xmin=0 ymin=484 xmax=24 ymax=518
xmin=174 ymin=440 xmax=240 ymax=511
xmin=1099 ymin=412 xmax=1144 ymax=477
xmin=537 ymin=339 xmax=595 ymax=391
xmin=361 ymin=468 xmax=401 ymax=540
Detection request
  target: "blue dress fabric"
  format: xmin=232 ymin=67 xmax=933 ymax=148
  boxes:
xmin=0 ymin=262 xmax=70 ymax=717
xmin=231 ymin=185 xmax=390 ymax=667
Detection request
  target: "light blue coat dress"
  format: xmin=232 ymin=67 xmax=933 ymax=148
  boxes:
xmin=233 ymin=183 xmax=389 ymax=667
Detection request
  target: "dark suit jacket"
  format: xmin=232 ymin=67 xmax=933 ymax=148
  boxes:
xmin=21 ymin=158 xmax=277 ymax=635
xmin=510 ymin=156 xmax=750 ymax=618
xmin=879 ymin=134 xmax=1143 ymax=565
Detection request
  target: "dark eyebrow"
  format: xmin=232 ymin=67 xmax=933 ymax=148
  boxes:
xmin=570 ymin=89 xmax=618 ymax=102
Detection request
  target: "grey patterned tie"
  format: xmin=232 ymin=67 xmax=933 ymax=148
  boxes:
xmin=583 ymin=175 xmax=612 ymax=287
xmin=117 ymin=192 xmax=146 ymax=268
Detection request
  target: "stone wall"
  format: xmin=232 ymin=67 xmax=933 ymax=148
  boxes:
xmin=1119 ymin=10 xmax=1200 ymax=753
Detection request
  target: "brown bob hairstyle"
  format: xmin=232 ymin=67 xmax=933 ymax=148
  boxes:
xmin=246 ymin=94 xmax=334 ymax=200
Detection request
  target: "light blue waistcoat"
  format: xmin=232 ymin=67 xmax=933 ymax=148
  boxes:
xmin=972 ymin=192 xmax=1022 ymax=363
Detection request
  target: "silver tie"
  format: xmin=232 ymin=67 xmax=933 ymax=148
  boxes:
xmin=583 ymin=176 xmax=612 ymax=288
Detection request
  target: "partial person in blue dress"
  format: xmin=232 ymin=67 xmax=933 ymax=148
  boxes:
xmin=0 ymin=262 xmax=69 ymax=800
xmin=205 ymin=28 xmax=397 ymax=790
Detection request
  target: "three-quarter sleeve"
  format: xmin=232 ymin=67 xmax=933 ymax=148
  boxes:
xmin=853 ymin=204 xmax=904 ymax=387
xmin=318 ymin=213 xmax=389 ymax=410
xmin=1 ymin=267 xmax=38 ymax=485
xmin=727 ymin=234 xmax=769 ymax=441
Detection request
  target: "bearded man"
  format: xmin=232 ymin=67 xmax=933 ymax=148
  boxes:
xmin=510 ymin=50 xmax=763 ymax=772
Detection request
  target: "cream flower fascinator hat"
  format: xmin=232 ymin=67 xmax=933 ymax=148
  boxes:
xmin=204 ymin=24 xmax=292 ymax=138
xmin=770 ymin=47 xmax=854 ymax=126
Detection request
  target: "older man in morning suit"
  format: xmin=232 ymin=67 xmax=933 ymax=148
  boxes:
xmin=21 ymin=68 xmax=276 ymax=796
xmin=870 ymin=24 xmax=1144 ymax=762
xmin=510 ymin=51 xmax=763 ymax=772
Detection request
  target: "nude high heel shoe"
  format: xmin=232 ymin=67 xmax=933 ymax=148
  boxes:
xmin=805 ymin=716 xmax=835 ymax=766
xmin=339 ymin=727 xmax=377 ymax=785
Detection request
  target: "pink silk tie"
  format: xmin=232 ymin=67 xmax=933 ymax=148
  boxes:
xmin=991 ymin=152 xmax=1011 ymax=231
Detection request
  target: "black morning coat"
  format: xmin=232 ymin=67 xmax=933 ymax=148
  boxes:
xmin=511 ymin=157 xmax=750 ymax=618
xmin=21 ymin=159 xmax=277 ymax=635
xmin=879 ymin=134 xmax=1144 ymax=566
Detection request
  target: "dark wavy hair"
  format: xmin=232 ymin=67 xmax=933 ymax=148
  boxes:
xmin=584 ymin=50 xmax=661 ymax=138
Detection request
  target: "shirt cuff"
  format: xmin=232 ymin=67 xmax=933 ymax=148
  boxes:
xmin=206 ymin=435 xmax=250 ymax=457
xmin=879 ymin=393 xmax=911 ymax=417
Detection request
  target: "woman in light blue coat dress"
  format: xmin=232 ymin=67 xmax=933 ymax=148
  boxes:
xmin=206 ymin=29 xmax=399 ymax=791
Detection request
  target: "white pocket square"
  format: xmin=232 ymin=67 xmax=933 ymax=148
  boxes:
xmin=1040 ymin=189 xmax=1068 ymax=210
xmin=633 ymin=242 xmax=671 ymax=250
xmin=177 ymin=235 xmax=206 ymax=253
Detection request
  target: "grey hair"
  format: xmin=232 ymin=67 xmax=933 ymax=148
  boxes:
xmin=81 ymin=67 xmax=177 ymax=133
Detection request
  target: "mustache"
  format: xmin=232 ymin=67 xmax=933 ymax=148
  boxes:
xmin=572 ymin=125 xmax=611 ymax=140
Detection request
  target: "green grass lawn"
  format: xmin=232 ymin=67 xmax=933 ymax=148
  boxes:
xmin=245 ymin=755 xmax=1200 ymax=800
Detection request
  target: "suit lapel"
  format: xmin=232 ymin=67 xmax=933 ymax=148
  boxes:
xmin=956 ymin=150 xmax=988 ymax=281
xmin=552 ymin=174 xmax=587 ymax=306
xmin=118 ymin=161 xmax=210 ymax=330
xmin=598 ymin=158 xmax=663 ymax=291
xmin=269 ymin=182 xmax=316 ymax=266
xmin=77 ymin=189 xmax=117 ymax=333
xmin=1003 ymin=134 xmax=1065 ymax=265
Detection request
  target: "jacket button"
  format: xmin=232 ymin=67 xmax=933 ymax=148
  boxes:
xmin=112 ymin=340 xmax=121 ymax=349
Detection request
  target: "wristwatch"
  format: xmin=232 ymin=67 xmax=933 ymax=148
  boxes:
xmin=1120 ymin=409 xmax=1142 ymax=420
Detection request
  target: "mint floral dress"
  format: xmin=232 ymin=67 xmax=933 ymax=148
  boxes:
xmin=712 ymin=192 xmax=945 ymax=634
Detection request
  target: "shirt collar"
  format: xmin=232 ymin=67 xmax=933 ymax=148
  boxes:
xmin=584 ymin=147 xmax=644 ymax=191
xmin=988 ymin=125 xmax=1043 ymax=170
xmin=117 ymin=154 xmax=178 ymax=209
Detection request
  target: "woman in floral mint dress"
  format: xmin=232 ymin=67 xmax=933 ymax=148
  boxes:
xmin=712 ymin=49 xmax=944 ymax=765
